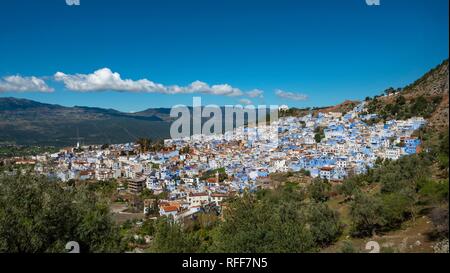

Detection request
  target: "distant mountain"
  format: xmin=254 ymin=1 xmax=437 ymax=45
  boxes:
xmin=0 ymin=98 xmax=272 ymax=147
xmin=0 ymin=97 xmax=63 ymax=111
xmin=0 ymin=98 xmax=173 ymax=146
xmin=132 ymin=107 xmax=174 ymax=122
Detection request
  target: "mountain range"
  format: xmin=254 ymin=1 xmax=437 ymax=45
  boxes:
xmin=0 ymin=59 xmax=448 ymax=147
xmin=0 ymin=98 xmax=173 ymax=146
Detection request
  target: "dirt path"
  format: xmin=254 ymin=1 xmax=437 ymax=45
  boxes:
xmin=322 ymin=216 xmax=437 ymax=253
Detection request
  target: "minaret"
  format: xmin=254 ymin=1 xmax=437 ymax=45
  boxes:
xmin=215 ymin=171 xmax=220 ymax=184
xmin=76 ymin=127 xmax=81 ymax=149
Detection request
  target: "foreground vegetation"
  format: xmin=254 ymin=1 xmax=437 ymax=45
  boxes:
xmin=149 ymin=182 xmax=343 ymax=253
xmin=338 ymin=127 xmax=449 ymax=248
xmin=0 ymin=175 xmax=126 ymax=252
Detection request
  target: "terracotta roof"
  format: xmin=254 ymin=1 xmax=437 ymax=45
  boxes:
xmin=207 ymin=177 xmax=218 ymax=183
xmin=79 ymin=170 xmax=94 ymax=176
xmin=161 ymin=205 xmax=178 ymax=213
xmin=189 ymin=192 xmax=209 ymax=197
xmin=211 ymin=193 xmax=228 ymax=198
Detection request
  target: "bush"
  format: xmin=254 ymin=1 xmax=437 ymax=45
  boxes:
xmin=211 ymin=194 xmax=316 ymax=253
xmin=0 ymin=175 xmax=125 ymax=253
xmin=349 ymin=193 xmax=385 ymax=237
xmin=308 ymin=203 xmax=343 ymax=247
xmin=151 ymin=217 xmax=199 ymax=253
xmin=340 ymin=241 xmax=357 ymax=253
xmin=208 ymin=184 xmax=342 ymax=253
xmin=338 ymin=176 xmax=364 ymax=197
xmin=417 ymin=178 xmax=449 ymax=204
xmin=379 ymin=193 xmax=414 ymax=229
xmin=308 ymin=179 xmax=332 ymax=202
xmin=349 ymin=191 xmax=414 ymax=237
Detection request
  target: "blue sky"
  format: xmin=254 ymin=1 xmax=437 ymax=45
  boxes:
xmin=0 ymin=0 xmax=448 ymax=112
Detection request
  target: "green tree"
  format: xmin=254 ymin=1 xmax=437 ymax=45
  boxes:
xmin=349 ymin=192 xmax=385 ymax=237
xmin=338 ymin=176 xmax=364 ymax=197
xmin=151 ymin=217 xmax=198 ymax=253
xmin=307 ymin=203 xmax=342 ymax=247
xmin=396 ymin=95 xmax=406 ymax=105
xmin=308 ymin=179 xmax=331 ymax=202
xmin=350 ymin=191 xmax=414 ymax=237
xmin=379 ymin=192 xmax=414 ymax=229
xmin=211 ymin=194 xmax=315 ymax=253
xmin=417 ymin=178 xmax=449 ymax=204
xmin=340 ymin=241 xmax=357 ymax=253
xmin=0 ymin=175 xmax=125 ymax=253
xmin=384 ymin=87 xmax=395 ymax=96
xmin=136 ymin=138 xmax=152 ymax=153
xmin=314 ymin=127 xmax=325 ymax=143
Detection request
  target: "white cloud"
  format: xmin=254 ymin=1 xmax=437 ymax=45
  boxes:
xmin=183 ymin=80 xmax=243 ymax=96
xmin=275 ymin=89 xmax=308 ymax=101
xmin=246 ymin=89 xmax=264 ymax=98
xmin=0 ymin=75 xmax=54 ymax=93
xmin=54 ymin=68 xmax=245 ymax=97
xmin=238 ymin=98 xmax=253 ymax=105
xmin=54 ymin=68 xmax=166 ymax=93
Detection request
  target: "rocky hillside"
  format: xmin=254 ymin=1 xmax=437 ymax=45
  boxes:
xmin=318 ymin=100 xmax=360 ymax=114
xmin=403 ymin=59 xmax=449 ymax=98
xmin=398 ymin=59 xmax=449 ymax=129
xmin=347 ymin=59 xmax=447 ymax=129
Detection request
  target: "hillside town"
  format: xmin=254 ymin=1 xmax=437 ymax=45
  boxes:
xmin=3 ymin=102 xmax=426 ymax=221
